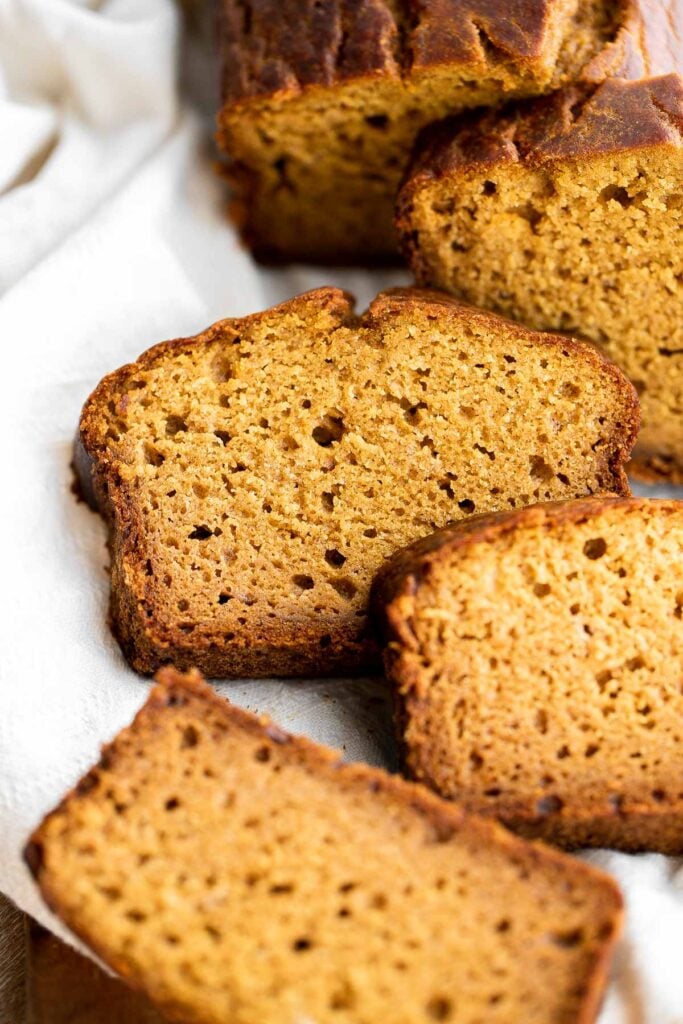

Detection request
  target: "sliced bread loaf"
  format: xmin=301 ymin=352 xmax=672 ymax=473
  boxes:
xmin=397 ymin=73 xmax=683 ymax=480
xmin=76 ymin=287 xmax=637 ymax=678
xmin=374 ymin=496 xmax=683 ymax=852
xmin=26 ymin=667 xmax=623 ymax=1024
xmin=218 ymin=0 xmax=681 ymax=261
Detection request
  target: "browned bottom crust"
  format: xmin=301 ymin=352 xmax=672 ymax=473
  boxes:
xmin=507 ymin=806 xmax=683 ymax=854
xmin=109 ymin=607 xmax=382 ymax=679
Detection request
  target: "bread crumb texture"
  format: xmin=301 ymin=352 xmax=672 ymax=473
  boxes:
xmin=217 ymin=0 xmax=674 ymax=259
xmin=78 ymin=287 xmax=637 ymax=677
xmin=375 ymin=496 xmax=683 ymax=852
xmin=26 ymin=668 xmax=623 ymax=1024
xmin=398 ymin=73 xmax=683 ymax=479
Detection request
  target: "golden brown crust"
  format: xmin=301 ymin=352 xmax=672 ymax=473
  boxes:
xmin=25 ymin=667 xmax=624 ymax=1024
xmin=76 ymin=291 xmax=362 ymax=677
xmin=398 ymin=73 xmax=683 ymax=277
xmin=400 ymin=74 xmax=683 ymax=197
xmin=220 ymin=0 xmax=683 ymax=103
xmin=400 ymin=71 xmax=683 ymax=248
xmin=373 ymin=496 xmax=683 ymax=852
xmin=407 ymin=0 xmax=571 ymax=69
xmin=399 ymin=75 xmax=683 ymax=273
xmin=219 ymin=0 xmax=401 ymax=102
xmin=509 ymin=805 xmax=683 ymax=854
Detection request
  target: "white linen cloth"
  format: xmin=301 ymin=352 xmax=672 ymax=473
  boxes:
xmin=0 ymin=1 xmax=682 ymax=1019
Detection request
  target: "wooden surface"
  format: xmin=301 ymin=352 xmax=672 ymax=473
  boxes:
xmin=0 ymin=895 xmax=165 ymax=1024
xmin=0 ymin=896 xmax=26 ymax=1024
xmin=27 ymin=921 xmax=165 ymax=1024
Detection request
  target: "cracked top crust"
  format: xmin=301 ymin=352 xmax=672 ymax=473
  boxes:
xmin=401 ymin=73 xmax=683 ymax=186
xmin=220 ymin=0 xmax=683 ymax=104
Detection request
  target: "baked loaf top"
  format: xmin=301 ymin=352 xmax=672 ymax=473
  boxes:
xmin=221 ymin=0 xmax=683 ymax=104
xmin=373 ymin=496 xmax=683 ymax=853
xmin=76 ymin=287 xmax=637 ymax=678
xmin=26 ymin=667 xmax=623 ymax=1024
xmin=400 ymin=73 xmax=683 ymax=192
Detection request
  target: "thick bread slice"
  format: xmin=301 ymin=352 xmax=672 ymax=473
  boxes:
xmin=26 ymin=668 xmax=623 ymax=1024
xmin=397 ymin=73 xmax=683 ymax=481
xmin=373 ymin=496 xmax=683 ymax=852
xmin=218 ymin=0 xmax=682 ymax=261
xmin=76 ymin=287 xmax=637 ymax=678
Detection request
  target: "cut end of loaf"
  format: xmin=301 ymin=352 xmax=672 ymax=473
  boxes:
xmin=77 ymin=287 xmax=637 ymax=678
xmin=27 ymin=666 xmax=623 ymax=1024
xmin=397 ymin=74 xmax=683 ymax=475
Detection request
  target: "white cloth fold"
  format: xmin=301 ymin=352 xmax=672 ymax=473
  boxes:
xmin=0 ymin=1 xmax=682 ymax=1018
xmin=0 ymin=0 xmax=178 ymax=292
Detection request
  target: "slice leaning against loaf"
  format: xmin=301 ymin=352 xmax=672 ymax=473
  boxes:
xmin=25 ymin=667 xmax=623 ymax=1024
xmin=76 ymin=287 xmax=637 ymax=678
xmin=396 ymin=73 xmax=683 ymax=481
xmin=373 ymin=496 xmax=683 ymax=853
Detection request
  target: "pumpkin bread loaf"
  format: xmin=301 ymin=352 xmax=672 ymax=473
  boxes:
xmin=374 ymin=496 xmax=683 ymax=853
xmin=397 ymin=73 xmax=683 ymax=480
xmin=76 ymin=287 xmax=637 ymax=678
xmin=217 ymin=0 xmax=682 ymax=261
xmin=26 ymin=668 xmax=623 ymax=1024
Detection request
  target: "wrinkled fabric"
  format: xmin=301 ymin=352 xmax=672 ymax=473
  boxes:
xmin=0 ymin=1 xmax=681 ymax=1019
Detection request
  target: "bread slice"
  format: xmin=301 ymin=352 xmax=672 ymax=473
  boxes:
xmin=217 ymin=0 xmax=678 ymax=261
xmin=76 ymin=287 xmax=637 ymax=678
xmin=397 ymin=73 xmax=683 ymax=481
xmin=26 ymin=667 xmax=623 ymax=1024
xmin=374 ymin=496 xmax=683 ymax=853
